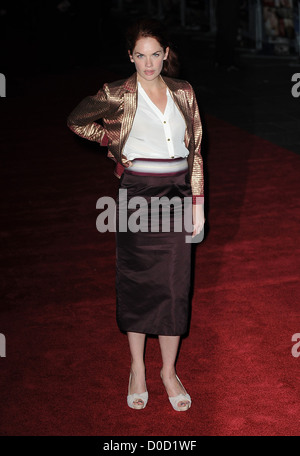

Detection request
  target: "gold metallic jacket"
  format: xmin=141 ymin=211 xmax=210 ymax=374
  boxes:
xmin=67 ymin=72 xmax=204 ymax=199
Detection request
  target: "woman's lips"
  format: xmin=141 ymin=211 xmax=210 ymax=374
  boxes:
xmin=144 ymin=70 xmax=155 ymax=75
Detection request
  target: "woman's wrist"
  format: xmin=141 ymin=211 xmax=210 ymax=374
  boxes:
xmin=192 ymin=195 xmax=204 ymax=205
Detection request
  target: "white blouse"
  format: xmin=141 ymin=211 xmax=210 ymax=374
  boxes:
xmin=123 ymin=82 xmax=189 ymax=160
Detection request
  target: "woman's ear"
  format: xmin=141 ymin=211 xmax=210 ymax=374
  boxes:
xmin=128 ymin=50 xmax=134 ymax=63
xmin=163 ymin=46 xmax=170 ymax=60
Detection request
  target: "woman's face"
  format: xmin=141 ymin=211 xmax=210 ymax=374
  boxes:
xmin=129 ymin=37 xmax=169 ymax=83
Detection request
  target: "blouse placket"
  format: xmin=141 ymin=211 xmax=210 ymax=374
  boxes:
xmin=138 ymin=84 xmax=175 ymax=159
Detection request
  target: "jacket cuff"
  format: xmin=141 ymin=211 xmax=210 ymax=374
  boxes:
xmin=192 ymin=195 xmax=204 ymax=205
xmin=114 ymin=162 xmax=125 ymax=178
xmin=100 ymin=133 xmax=109 ymax=147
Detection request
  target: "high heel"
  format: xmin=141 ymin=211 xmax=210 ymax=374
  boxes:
xmin=160 ymin=370 xmax=191 ymax=411
xmin=127 ymin=372 xmax=148 ymax=410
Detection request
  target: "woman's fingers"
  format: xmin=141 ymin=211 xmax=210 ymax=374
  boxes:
xmin=192 ymin=219 xmax=205 ymax=237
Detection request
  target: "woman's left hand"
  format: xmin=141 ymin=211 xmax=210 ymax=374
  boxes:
xmin=192 ymin=204 xmax=205 ymax=237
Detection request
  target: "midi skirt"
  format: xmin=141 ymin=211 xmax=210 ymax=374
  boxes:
xmin=115 ymin=158 xmax=193 ymax=336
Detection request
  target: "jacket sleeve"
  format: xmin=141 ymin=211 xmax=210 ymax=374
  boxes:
xmin=67 ymin=84 xmax=110 ymax=147
xmin=188 ymin=84 xmax=204 ymax=205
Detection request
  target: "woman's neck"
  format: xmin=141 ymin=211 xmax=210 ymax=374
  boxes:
xmin=137 ymin=73 xmax=166 ymax=92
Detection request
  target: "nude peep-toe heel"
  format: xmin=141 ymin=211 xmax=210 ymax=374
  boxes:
xmin=160 ymin=369 xmax=191 ymax=412
xmin=127 ymin=372 xmax=148 ymax=410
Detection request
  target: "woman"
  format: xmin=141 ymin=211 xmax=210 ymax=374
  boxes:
xmin=67 ymin=18 xmax=205 ymax=412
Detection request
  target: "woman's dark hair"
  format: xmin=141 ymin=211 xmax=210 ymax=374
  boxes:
xmin=126 ymin=18 xmax=180 ymax=77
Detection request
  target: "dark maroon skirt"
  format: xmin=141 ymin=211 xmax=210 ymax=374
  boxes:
xmin=115 ymin=167 xmax=193 ymax=336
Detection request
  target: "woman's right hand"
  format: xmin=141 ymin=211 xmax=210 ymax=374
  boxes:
xmin=122 ymin=154 xmax=133 ymax=167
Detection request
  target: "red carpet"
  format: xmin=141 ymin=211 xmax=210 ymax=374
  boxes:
xmin=0 ymin=69 xmax=299 ymax=436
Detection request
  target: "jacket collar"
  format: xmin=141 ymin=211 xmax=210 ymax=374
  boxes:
xmin=123 ymin=73 xmax=137 ymax=92
xmin=123 ymin=72 xmax=180 ymax=94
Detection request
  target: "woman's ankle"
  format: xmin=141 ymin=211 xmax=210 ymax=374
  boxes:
xmin=161 ymin=366 xmax=176 ymax=379
xmin=130 ymin=362 xmax=145 ymax=375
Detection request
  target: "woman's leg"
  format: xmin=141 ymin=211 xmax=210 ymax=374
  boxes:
xmin=127 ymin=331 xmax=147 ymax=406
xmin=158 ymin=335 xmax=190 ymax=407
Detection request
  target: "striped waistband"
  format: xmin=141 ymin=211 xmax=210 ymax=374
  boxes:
xmin=125 ymin=158 xmax=188 ymax=176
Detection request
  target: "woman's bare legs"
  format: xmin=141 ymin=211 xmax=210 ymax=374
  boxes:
xmin=127 ymin=331 xmax=147 ymax=407
xmin=159 ymin=335 xmax=190 ymax=408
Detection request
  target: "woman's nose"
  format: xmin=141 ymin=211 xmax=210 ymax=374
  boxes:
xmin=145 ymin=57 xmax=152 ymax=67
